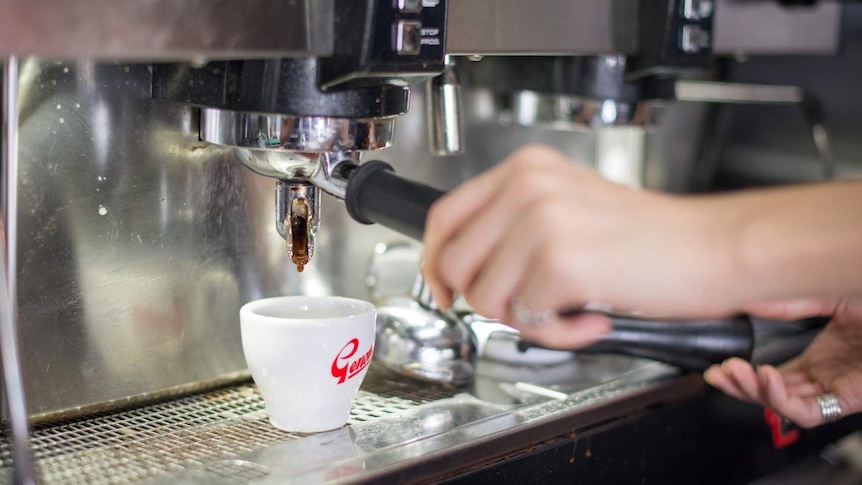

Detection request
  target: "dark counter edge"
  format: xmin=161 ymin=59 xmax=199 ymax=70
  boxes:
xmin=352 ymin=329 xmax=862 ymax=484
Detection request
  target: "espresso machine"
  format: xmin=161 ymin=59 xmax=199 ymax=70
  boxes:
xmin=1 ymin=1 xmax=860 ymax=484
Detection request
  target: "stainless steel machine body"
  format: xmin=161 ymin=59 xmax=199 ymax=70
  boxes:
xmin=0 ymin=0 xmax=858 ymax=483
xmin=0 ymin=1 xmax=840 ymax=59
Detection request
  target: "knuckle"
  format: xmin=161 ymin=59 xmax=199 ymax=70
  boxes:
xmin=513 ymin=143 xmax=558 ymax=161
xmin=531 ymin=199 xmax=563 ymax=230
xmin=837 ymin=384 xmax=862 ymax=416
xmin=537 ymin=251 xmax=561 ymax=282
xmin=466 ymin=287 xmax=505 ymax=320
xmin=510 ymin=144 xmax=570 ymax=169
xmin=501 ymin=174 xmax=539 ymax=201
xmin=798 ymin=414 xmax=820 ymax=429
xmin=506 ymin=144 xmax=554 ymax=170
xmin=773 ymin=404 xmax=818 ymax=429
xmin=537 ymin=241 xmax=577 ymax=290
xmin=425 ymin=198 xmax=450 ymax=232
xmin=505 ymin=154 xmax=536 ymax=175
xmin=438 ymin=246 xmax=471 ymax=292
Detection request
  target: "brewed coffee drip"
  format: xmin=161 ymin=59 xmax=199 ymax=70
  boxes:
xmin=290 ymin=198 xmax=310 ymax=272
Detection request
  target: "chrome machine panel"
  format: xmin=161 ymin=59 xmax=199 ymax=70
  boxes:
xmin=0 ymin=0 xmax=846 ymax=425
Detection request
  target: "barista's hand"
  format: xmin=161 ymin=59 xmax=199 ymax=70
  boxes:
xmin=705 ymin=298 xmax=862 ymax=428
xmin=422 ymin=144 xmax=740 ymax=349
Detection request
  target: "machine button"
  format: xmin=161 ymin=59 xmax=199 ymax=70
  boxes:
xmin=395 ymin=0 xmax=423 ymax=14
xmin=683 ymin=0 xmax=714 ymax=20
xmin=394 ymin=20 xmax=423 ymax=55
xmin=680 ymin=24 xmax=711 ymax=54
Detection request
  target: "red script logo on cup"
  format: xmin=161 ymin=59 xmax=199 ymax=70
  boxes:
xmin=331 ymin=338 xmax=373 ymax=384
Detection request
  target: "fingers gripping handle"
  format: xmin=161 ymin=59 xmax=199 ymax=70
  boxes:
xmin=344 ymin=162 xmax=755 ymax=371
xmin=345 ymin=161 xmax=445 ymax=241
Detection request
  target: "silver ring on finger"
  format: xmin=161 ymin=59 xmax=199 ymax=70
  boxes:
xmin=510 ymin=297 xmax=555 ymax=328
xmin=817 ymin=392 xmax=843 ymax=425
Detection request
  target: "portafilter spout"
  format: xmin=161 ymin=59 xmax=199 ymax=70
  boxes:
xmin=276 ymin=181 xmax=320 ymax=273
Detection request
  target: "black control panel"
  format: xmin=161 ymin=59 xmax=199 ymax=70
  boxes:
xmin=318 ymin=0 xmax=448 ymax=90
xmin=152 ymin=0 xmax=445 ymax=118
xmin=627 ymin=0 xmax=715 ymax=80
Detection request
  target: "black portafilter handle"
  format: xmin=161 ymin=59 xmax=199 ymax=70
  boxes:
xmin=344 ymin=162 xmax=755 ymax=371
xmin=345 ymin=160 xmax=445 ymax=241
xmin=519 ymin=314 xmax=755 ymax=371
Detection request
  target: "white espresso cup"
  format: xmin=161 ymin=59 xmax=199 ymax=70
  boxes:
xmin=240 ymin=296 xmax=376 ymax=433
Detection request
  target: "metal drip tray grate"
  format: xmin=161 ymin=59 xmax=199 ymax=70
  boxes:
xmin=0 ymin=367 xmax=457 ymax=484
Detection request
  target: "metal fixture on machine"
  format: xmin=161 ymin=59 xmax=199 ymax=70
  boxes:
xmin=2 ymin=55 xmax=37 ymax=485
xmin=426 ymin=56 xmax=464 ymax=156
xmin=458 ymin=55 xmax=658 ymax=187
xmin=366 ymin=242 xmax=477 ymax=386
xmin=154 ymin=0 xmax=449 ymax=271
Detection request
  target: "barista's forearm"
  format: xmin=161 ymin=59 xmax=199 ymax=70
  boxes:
xmin=702 ymin=181 xmax=862 ymax=307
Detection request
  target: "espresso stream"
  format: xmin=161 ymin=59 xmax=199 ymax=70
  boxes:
xmin=290 ymin=199 xmax=310 ymax=272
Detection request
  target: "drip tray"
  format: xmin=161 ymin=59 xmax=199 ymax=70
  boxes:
xmin=0 ymin=367 xmax=459 ymax=484
xmin=0 ymin=325 xmax=819 ymax=484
